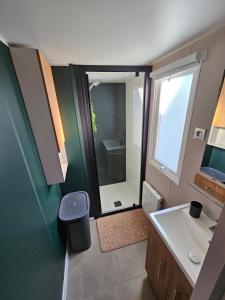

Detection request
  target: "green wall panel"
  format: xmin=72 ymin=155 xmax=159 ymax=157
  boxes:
xmin=202 ymin=144 xmax=225 ymax=174
xmin=209 ymin=147 xmax=225 ymax=173
xmin=0 ymin=42 xmax=64 ymax=300
xmin=90 ymin=83 xmax=126 ymax=185
xmin=0 ymin=97 xmax=62 ymax=300
xmin=52 ymin=66 xmax=88 ymax=195
xmin=201 ymin=145 xmax=213 ymax=167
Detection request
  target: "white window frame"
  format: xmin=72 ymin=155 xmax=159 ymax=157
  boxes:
xmin=148 ymin=51 xmax=207 ymax=185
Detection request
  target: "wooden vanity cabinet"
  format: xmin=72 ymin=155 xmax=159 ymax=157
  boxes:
xmin=146 ymin=227 xmax=172 ymax=299
xmin=166 ymin=265 xmax=193 ymax=300
xmin=146 ymin=223 xmax=193 ymax=300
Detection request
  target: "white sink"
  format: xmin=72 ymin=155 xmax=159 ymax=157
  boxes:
xmin=148 ymin=203 xmax=217 ymax=286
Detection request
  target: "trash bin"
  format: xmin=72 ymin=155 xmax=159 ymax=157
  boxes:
xmin=59 ymin=191 xmax=91 ymax=252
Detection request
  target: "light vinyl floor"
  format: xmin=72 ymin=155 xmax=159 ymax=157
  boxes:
xmin=66 ymin=220 xmax=156 ymax=300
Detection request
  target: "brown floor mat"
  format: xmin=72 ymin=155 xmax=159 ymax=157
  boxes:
xmin=96 ymin=208 xmax=150 ymax=252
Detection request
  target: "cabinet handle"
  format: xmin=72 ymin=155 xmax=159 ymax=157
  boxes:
xmin=172 ymin=289 xmax=180 ymax=300
xmin=157 ymin=260 xmax=164 ymax=278
xmin=204 ymin=186 xmax=210 ymax=190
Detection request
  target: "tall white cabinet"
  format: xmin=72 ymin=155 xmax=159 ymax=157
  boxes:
xmin=10 ymin=47 xmax=68 ymax=185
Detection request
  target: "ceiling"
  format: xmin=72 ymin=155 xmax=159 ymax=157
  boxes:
xmin=1 ymin=0 xmax=225 ymax=66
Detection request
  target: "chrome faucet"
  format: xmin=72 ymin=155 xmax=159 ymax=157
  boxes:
xmin=209 ymin=221 xmax=218 ymax=233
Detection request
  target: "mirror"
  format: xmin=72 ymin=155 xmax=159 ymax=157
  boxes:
xmin=195 ymin=72 xmax=225 ymax=203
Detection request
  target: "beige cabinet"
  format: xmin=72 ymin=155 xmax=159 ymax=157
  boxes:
xmin=212 ymin=79 xmax=225 ymax=128
xmin=146 ymin=223 xmax=193 ymax=300
xmin=10 ymin=47 xmax=68 ymax=185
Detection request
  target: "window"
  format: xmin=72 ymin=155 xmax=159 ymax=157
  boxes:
xmin=149 ymin=62 xmax=201 ymax=185
xmin=133 ymin=87 xmax=143 ymax=147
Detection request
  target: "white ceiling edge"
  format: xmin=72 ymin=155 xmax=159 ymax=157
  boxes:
xmin=151 ymin=21 xmax=225 ymax=66
xmin=50 ymin=22 xmax=225 ymax=68
xmin=2 ymin=0 xmax=225 ymax=67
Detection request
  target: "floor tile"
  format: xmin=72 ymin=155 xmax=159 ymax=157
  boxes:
xmin=117 ymin=273 xmax=156 ymax=300
xmin=66 ymin=220 xmax=155 ymax=300
xmin=111 ymin=243 xmax=147 ymax=283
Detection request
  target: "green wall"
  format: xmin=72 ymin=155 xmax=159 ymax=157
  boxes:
xmin=90 ymin=83 xmax=126 ymax=186
xmin=52 ymin=66 xmax=88 ymax=195
xmin=0 ymin=42 xmax=64 ymax=300
xmin=201 ymin=144 xmax=213 ymax=167
xmin=209 ymin=146 xmax=225 ymax=173
xmin=202 ymin=144 xmax=225 ymax=174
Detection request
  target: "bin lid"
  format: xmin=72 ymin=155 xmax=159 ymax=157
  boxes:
xmin=59 ymin=191 xmax=90 ymax=222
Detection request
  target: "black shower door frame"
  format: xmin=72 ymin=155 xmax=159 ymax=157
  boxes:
xmin=70 ymin=65 xmax=152 ymax=218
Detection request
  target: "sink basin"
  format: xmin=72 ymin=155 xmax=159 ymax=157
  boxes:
xmin=148 ymin=203 xmax=217 ymax=286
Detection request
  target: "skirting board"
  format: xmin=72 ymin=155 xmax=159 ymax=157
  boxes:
xmin=62 ymin=242 xmax=69 ymax=300
xmin=62 ymin=217 xmax=93 ymax=300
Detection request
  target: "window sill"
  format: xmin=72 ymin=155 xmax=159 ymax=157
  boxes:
xmin=149 ymin=159 xmax=180 ymax=186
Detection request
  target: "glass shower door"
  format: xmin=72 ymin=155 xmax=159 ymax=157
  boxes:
xmin=88 ymin=72 xmax=144 ymax=213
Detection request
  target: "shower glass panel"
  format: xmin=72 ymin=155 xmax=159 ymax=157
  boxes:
xmin=88 ymin=72 xmax=145 ymax=213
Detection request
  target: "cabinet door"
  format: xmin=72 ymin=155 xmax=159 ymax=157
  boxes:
xmin=212 ymin=79 xmax=225 ymax=128
xmin=166 ymin=263 xmax=192 ymax=300
xmin=146 ymin=229 xmax=161 ymax=295
xmin=10 ymin=47 xmax=66 ymax=185
xmin=146 ymin=226 xmax=173 ymax=300
xmin=38 ymin=50 xmax=65 ymax=151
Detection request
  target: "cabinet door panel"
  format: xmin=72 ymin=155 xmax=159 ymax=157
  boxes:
xmin=146 ymin=225 xmax=173 ymax=300
xmin=166 ymin=263 xmax=192 ymax=300
xmin=146 ymin=230 xmax=161 ymax=296
xmin=146 ymin=222 xmax=193 ymax=300
xmin=10 ymin=47 xmax=65 ymax=185
xmin=38 ymin=50 xmax=65 ymax=151
xmin=158 ymin=238 xmax=174 ymax=300
xmin=212 ymin=79 xmax=225 ymax=128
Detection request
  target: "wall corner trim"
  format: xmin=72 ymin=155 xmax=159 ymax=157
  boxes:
xmin=62 ymin=242 xmax=69 ymax=300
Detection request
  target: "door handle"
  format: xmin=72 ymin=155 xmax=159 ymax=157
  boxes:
xmin=172 ymin=289 xmax=180 ymax=300
xmin=157 ymin=260 xmax=164 ymax=278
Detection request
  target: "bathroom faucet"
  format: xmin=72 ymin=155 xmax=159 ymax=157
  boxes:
xmin=209 ymin=221 xmax=218 ymax=233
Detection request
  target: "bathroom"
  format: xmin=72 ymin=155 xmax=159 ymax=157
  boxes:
xmin=1 ymin=2 xmax=225 ymax=300
xmin=60 ymin=34 xmax=225 ymax=298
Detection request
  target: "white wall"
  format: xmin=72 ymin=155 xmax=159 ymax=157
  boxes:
xmin=145 ymin=27 xmax=225 ymax=220
xmin=126 ymin=75 xmax=144 ymax=204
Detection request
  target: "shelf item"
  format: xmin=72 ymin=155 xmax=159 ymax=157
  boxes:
xmin=10 ymin=47 xmax=68 ymax=185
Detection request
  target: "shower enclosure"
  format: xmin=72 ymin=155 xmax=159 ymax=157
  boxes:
xmin=71 ymin=65 xmax=152 ymax=217
xmin=88 ymin=72 xmax=146 ymax=213
xmin=89 ymin=80 xmax=126 ymax=186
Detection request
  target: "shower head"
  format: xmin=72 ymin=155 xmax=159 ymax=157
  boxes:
xmin=89 ymin=81 xmax=100 ymax=91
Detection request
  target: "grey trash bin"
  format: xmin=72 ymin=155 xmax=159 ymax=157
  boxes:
xmin=59 ymin=191 xmax=91 ymax=252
